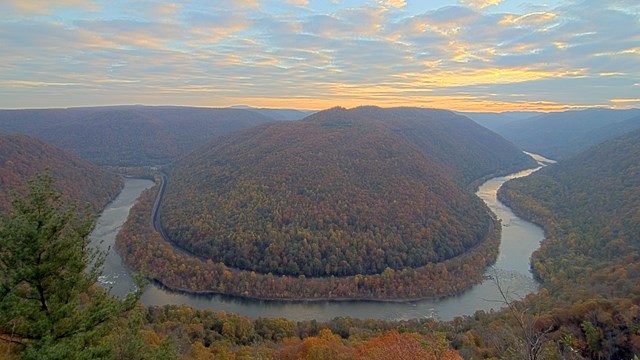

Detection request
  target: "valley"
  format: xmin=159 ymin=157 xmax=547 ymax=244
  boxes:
xmin=113 ymin=106 xmax=536 ymax=300
xmin=2 ymin=105 xmax=639 ymax=358
xmin=3 ymin=0 xmax=639 ymax=356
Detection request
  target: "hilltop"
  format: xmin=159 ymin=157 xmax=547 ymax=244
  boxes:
xmin=145 ymin=107 xmax=534 ymax=291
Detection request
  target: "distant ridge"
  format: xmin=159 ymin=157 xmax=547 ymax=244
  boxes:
xmin=486 ymin=108 xmax=640 ymax=158
xmin=460 ymin=111 xmax=543 ymax=132
xmin=348 ymin=106 xmax=536 ymax=185
xmin=0 ymin=134 xmax=122 ymax=211
xmin=0 ymin=106 xmax=278 ymax=166
xmin=229 ymin=105 xmax=316 ymax=120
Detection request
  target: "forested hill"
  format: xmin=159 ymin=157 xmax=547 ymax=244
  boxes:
xmin=346 ymin=107 xmax=536 ymax=185
xmin=160 ymin=106 xmax=530 ymax=279
xmin=497 ymin=129 xmax=640 ymax=358
xmin=500 ymin=127 xmax=640 ymax=283
xmin=491 ymin=108 xmax=640 ymax=159
xmin=0 ymin=106 xmax=276 ymax=166
xmin=0 ymin=134 xmax=122 ymax=212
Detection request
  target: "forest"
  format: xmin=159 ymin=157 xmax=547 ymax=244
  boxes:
xmin=0 ymin=106 xmax=278 ymax=166
xmin=0 ymin=134 xmax=122 ymax=212
xmin=158 ymin=106 xmax=532 ymax=290
xmin=495 ymin=128 xmax=640 ymax=359
xmin=118 ymin=183 xmax=501 ymax=300
xmin=2 ymin=108 xmax=640 ymax=359
xmin=115 ymin=124 xmax=640 ymax=358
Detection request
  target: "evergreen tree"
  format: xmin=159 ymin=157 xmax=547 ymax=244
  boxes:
xmin=0 ymin=172 xmax=140 ymax=359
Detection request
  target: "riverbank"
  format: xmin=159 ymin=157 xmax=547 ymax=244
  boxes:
xmin=117 ymin=180 xmax=503 ymax=301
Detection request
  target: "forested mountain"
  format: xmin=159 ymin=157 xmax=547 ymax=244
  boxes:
xmin=490 ymin=108 xmax=640 ymax=159
xmin=460 ymin=111 xmax=541 ymax=132
xmin=0 ymin=134 xmax=122 ymax=211
xmin=0 ymin=106 xmax=276 ymax=166
xmin=496 ymin=128 xmax=640 ymax=358
xmin=349 ymin=107 xmax=536 ymax=185
xmin=159 ymin=106 xmax=532 ymax=281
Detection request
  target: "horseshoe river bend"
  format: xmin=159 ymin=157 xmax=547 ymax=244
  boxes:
xmin=90 ymin=153 xmax=554 ymax=322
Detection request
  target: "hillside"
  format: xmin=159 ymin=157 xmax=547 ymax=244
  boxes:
xmin=0 ymin=134 xmax=123 ymax=212
xmin=492 ymin=108 xmax=640 ymax=159
xmin=496 ymin=129 xmax=640 ymax=358
xmin=460 ymin=111 xmax=542 ymax=132
xmin=499 ymin=128 xmax=640 ymax=288
xmin=0 ymin=106 xmax=277 ymax=166
xmin=159 ymin=106 xmax=532 ymax=281
xmin=351 ymin=107 xmax=536 ymax=185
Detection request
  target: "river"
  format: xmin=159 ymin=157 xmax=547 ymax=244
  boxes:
xmin=91 ymin=155 xmax=552 ymax=322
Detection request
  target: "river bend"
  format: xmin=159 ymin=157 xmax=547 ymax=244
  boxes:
xmin=91 ymin=154 xmax=551 ymax=321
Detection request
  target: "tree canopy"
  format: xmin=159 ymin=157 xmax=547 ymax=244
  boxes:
xmin=0 ymin=172 xmax=139 ymax=359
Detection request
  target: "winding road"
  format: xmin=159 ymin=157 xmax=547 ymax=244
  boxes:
xmin=150 ymin=173 xmax=212 ymax=261
xmin=150 ymin=173 xmax=168 ymax=239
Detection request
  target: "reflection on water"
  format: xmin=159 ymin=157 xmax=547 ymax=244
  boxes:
xmin=93 ymin=153 xmax=551 ymax=321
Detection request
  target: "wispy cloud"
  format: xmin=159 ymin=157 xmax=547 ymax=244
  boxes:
xmin=0 ymin=0 xmax=638 ymax=111
xmin=5 ymin=0 xmax=100 ymax=15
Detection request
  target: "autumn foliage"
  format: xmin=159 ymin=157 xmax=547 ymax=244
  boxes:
xmin=0 ymin=134 xmax=122 ymax=212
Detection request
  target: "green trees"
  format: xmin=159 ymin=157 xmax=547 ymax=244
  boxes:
xmin=0 ymin=172 xmax=139 ymax=359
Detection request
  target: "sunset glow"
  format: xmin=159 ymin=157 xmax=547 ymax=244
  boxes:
xmin=1 ymin=0 xmax=638 ymax=111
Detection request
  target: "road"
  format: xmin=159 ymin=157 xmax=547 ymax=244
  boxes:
xmin=150 ymin=172 xmax=168 ymax=239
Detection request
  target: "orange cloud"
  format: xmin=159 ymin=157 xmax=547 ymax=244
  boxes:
xmin=610 ymin=98 xmax=640 ymax=103
xmin=286 ymin=0 xmax=309 ymax=6
xmin=152 ymin=3 xmax=182 ymax=17
xmin=458 ymin=0 xmax=502 ymax=10
xmin=381 ymin=0 xmax=407 ymax=8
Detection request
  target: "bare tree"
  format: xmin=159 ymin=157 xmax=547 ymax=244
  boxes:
xmin=486 ymin=271 xmax=556 ymax=360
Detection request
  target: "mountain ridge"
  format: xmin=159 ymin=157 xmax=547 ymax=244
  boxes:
xmin=0 ymin=134 xmax=123 ymax=212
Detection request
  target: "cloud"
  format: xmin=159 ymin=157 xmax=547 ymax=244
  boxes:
xmin=187 ymin=11 xmax=253 ymax=42
xmin=151 ymin=3 xmax=182 ymax=17
xmin=5 ymin=0 xmax=99 ymax=15
xmin=285 ymin=0 xmax=308 ymax=6
xmin=458 ymin=0 xmax=502 ymax=10
xmin=0 ymin=0 xmax=638 ymax=111
xmin=229 ymin=0 xmax=260 ymax=9
xmin=381 ymin=0 xmax=406 ymax=9
xmin=499 ymin=12 xmax=557 ymax=28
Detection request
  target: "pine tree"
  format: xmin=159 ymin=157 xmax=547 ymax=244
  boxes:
xmin=0 ymin=172 xmax=140 ymax=359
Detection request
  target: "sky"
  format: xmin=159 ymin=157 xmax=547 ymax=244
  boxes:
xmin=1 ymin=0 xmax=639 ymax=111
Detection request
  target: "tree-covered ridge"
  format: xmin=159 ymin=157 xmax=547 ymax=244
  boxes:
xmin=492 ymin=108 xmax=640 ymax=159
xmin=161 ymin=107 xmax=500 ymax=278
xmin=0 ymin=134 xmax=122 ymax=212
xmin=0 ymin=106 xmax=277 ymax=166
xmin=347 ymin=106 xmax=537 ymax=185
xmin=496 ymin=128 xmax=640 ymax=358
xmin=499 ymin=128 xmax=640 ymax=291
